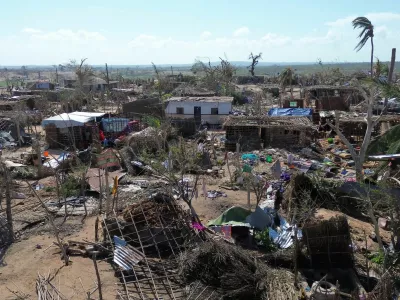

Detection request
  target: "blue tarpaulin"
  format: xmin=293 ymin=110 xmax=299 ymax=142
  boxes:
xmin=102 ymin=118 xmax=129 ymax=133
xmin=241 ymin=153 xmax=258 ymax=160
xmin=268 ymin=108 xmax=313 ymax=117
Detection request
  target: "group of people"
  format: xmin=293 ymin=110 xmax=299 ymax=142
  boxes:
xmin=99 ymin=129 xmax=116 ymax=148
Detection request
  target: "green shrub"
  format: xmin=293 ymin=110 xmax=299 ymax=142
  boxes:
xmin=45 ymin=186 xmax=56 ymax=193
xmin=368 ymin=251 xmax=385 ymax=265
xmin=216 ymin=159 xmax=225 ymax=166
xmin=255 ymin=228 xmax=277 ymax=252
xmin=60 ymin=176 xmax=80 ymax=198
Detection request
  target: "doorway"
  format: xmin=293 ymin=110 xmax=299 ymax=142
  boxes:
xmin=194 ymin=106 xmax=201 ymax=126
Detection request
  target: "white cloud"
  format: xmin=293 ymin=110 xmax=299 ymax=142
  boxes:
xmin=365 ymin=12 xmax=400 ymax=23
xmin=129 ymin=34 xmax=174 ymax=48
xmin=233 ymin=26 xmax=250 ymax=37
xmin=200 ymin=31 xmax=212 ymax=39
xmin=261 ymin=33 xmax=290 ymax=46
xmin=22 ymin=28 xmax=42 ymax=34
xmin=2 ymin=15 xmax=400 ymax=65
xmin=326 ymin=12 xmax=400 ymax=28
xmin=325 ymin=16 xmax=356 ymax=27
xmin=375 ymin=25 xmax=389 ymax=38
xmin=26 ymin=29 xmax=106 ymax=41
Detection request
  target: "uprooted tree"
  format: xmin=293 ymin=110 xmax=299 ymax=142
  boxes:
xmin=247 ymin=52 xmax=262 ymax=76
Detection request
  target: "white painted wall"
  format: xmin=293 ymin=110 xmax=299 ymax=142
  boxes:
xmin=165 ymin=101 xmax=232 ymax=115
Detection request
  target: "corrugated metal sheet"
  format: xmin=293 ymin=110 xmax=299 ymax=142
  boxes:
xmin=113 ymin=236 xmax=145 ymax=270
xmin=268 ymin=218 xmax=302 ymax=249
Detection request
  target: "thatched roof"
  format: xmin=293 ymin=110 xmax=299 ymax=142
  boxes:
xmin=223 ymin=115 xmax=313 ymax=128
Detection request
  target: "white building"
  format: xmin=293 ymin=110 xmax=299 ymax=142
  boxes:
xmin=165 ymin=96 xmax=233 ymax=125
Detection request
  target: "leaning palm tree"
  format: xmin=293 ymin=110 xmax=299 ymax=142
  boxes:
xmin=352 ymin=17 xmax=374 ymax=78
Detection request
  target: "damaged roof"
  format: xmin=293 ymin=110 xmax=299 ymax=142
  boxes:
xmin=303 ymin=85 xmax=358 ymax=91
xmin=168 ymin=96 xmax=233 ymax=103
xmin=223 ymin=115 xmax=314 ymax=128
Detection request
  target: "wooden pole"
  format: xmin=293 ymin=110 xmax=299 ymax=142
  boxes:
xmin=247 ymin=182 xmax=251 ymax=210
xmin=16 ymin=120 xmax=21 ymax=147
xmin=28 ymin=183 xmax=69 ymax=266
xmin=95 ymin=216 xmax=99 ymax=242
xmin=104 ymin=167 xmax=110 ymax=214
xmin=388 ymin=48 xmax=396 ymax=83
xmin=98 ymin=168 xmax=103 ymax=212
xmin=226 ymin=156 xmax=233 ymax=183
xmin=364 ymin=230 xmax=370 ymax=291
xmin=293 ymin=208 xmax=299 ymax=287
xmin=92 ymin=253 xmax=103 ymax=300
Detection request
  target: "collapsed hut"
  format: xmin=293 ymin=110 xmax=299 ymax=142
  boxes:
xmin=101 ymin=195 xmax=204 ymax=299
xmin=303 ymin=216 xmax=353 ymax=269
xmin=223 ymin=115 xmax=315 ymax=151
xmin=303 ymin=85 xmax=362 ymax=110
xmin=179 ymin=240 xmax=299 ymax=300
xmin=102 ymin=192 xmax=302 ymax=299
xmin=319 ymin=112 xmax=400 ymax=142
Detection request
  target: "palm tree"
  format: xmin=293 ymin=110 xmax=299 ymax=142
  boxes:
xmin=352 ymin=17 xmax=374 ymax=78
xmin=374 ymin=58 xmax=389 ymax=78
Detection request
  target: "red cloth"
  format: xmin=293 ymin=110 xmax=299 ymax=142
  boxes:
xmin=99 ymin=130 xmax=105 ymax=141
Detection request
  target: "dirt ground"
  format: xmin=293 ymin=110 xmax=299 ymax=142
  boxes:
xmin=0 ymin=216 xmax=118 ymax=300
xmin=0 ymin=140 xmax=391 ymax=299
xmin=192 ymin=184 xmax=257 ymax=223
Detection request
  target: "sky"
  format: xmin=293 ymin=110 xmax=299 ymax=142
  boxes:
xmin=0 ymin=0 xmax=399 ymax=65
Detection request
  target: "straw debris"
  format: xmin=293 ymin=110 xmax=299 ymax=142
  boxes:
xmin=179 ymin=240 xmax=299 ymax=300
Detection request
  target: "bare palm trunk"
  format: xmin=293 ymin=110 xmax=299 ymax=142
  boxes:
xmin=388 ymin=48 xmax=396 ymax=83
xmin=370 ymin=37 xmax=374 ymax=78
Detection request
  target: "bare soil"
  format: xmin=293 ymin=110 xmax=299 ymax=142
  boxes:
xmin=0 ymin=216 xmax=118 ymax=300
xmin=192 ymin=184 xmax=258 ymax=223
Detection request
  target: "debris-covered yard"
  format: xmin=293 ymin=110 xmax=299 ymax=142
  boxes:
xmin=1 ymin=44 xmax=400 ymax=300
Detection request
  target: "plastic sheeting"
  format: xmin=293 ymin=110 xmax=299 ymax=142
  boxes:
xmin=368 ymin=154 xmax=400 ymax=161
xmin=43 ymin=153 xmax=70 ymax=169
xmin=241 ymin=153 xmax=258 ymax=160
xmin=268 ymin=108 xmax=313 ymax=117
xmin=245 ymin=206 xmax=273 ymax=230
xmin=207 ymin=206 xmax=251 ymax=227
xmin=269 ymin=216 xmax=302 ymax=249
xmin=102 ymin=118 xmax=129 ymax=133
xmin=42 ymin=112 xmax=105 ymax=128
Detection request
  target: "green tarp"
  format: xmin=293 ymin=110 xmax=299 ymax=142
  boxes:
xmin=207 ymin=206 xmax=251 ymax=227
